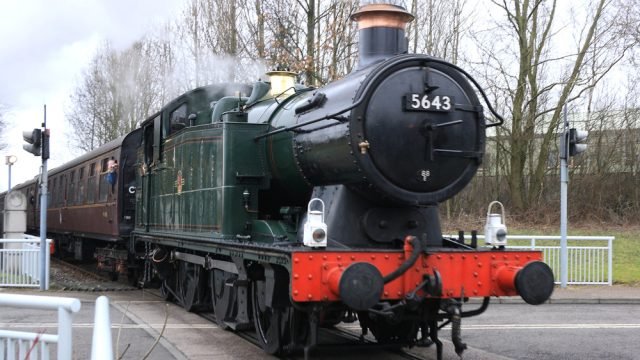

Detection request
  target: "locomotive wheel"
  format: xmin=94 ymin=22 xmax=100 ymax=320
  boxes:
xmin=211 ymin=269 xmax=237 ymax=329
xmin=252 ymin=279 xmax=309 ymax=354
xmin=177 ymin=261 xmax=204 ymax=312
xmin=288 ymin=306 xmax=310 ymax=346
xmin=252 ymin=279 xmax=288 ymax=354
xmin=159 ymin=280 xmax=175 ymax=301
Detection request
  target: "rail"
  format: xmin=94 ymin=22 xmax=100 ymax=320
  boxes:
xmin=0 ymin=236 xmax=51 ymax=289
xmin=0 ymin=293 xmax=81 ymax=360
xmin=450 ymin=234 xmax=614 ymax=285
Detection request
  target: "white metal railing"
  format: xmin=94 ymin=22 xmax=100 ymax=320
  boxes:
xmin=0 ymin=293 xmax=81 ymax=360
xmin=0 ymin=236 xmax=51 ymax=289
xmin=449 ymin=234 xmax=614 ymax=285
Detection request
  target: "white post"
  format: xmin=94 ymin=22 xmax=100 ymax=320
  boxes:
xmin=608 ymin=237 xmax=613 ymax=285
xmin=58 ymin=306 xmax=74 ymax=359
xmin=91 ymin=296 xmax=114 ymax=360
xmin=560 ymin=106 xmax=569 ymax=288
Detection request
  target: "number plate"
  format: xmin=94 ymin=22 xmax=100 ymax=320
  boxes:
xmin=404 ymin=93 xmax=454 ymax=112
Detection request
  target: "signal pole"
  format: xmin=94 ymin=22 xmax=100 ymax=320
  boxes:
xmin=39 ymin=105 xmax=49 ymax=290
xmin=559 ymin=106 xmax=589 ymax=288
xmin=22 ymin=105 xmax=50 ymax=290
xmin=560 ymin=106 xmax=569 ymax=288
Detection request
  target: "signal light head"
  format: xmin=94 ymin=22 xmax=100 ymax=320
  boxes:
xmin=569 ymin=128 xmax=588 ymax=157
xmin=23 ymin=128 xmax=42 ymax=156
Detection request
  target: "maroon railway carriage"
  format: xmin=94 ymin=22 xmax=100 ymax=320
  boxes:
xmin=8 ymin=129 xmax=141 ymax=278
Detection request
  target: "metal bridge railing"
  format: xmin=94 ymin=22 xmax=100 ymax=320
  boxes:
xmin=449 ymin=234 xmax=614 ymax=285
xmin=0 ymin=236 xmax=51 ymax=289
xmin=0 ymin=293 xmax=81 ymax=360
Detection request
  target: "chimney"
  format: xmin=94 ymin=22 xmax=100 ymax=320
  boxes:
xmin=351 ymin=1 xmax=414 ymax=69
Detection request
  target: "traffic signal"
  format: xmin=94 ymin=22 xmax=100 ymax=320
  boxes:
xmin=42 ymin=129 xmax=50 ymax=160
xmin=23 ymin=128 xmax=42 ymax=156
xmin=569 ymin=128 xmax=588 ymax=156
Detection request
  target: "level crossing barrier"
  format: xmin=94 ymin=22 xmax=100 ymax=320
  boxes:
xmin=449 ymin=234 xmax=614 ymax=285
xmin=0 ymin=293 xmax=81 ymax=360
xmin=0 ymin=236 xmax=51 ymax=289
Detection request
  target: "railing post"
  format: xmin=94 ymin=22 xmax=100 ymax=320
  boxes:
xmin=58 ymin=306 xmax=73 ymax=359
xmin=91 ymin=296 xmax=114 ymax=360
xmin=45 ymin=239 xmax=50 ymax=290
xmin=608 ymin=237 xmax=613 ymax=286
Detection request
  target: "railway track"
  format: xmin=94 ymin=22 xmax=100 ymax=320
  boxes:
xmin=196 ymin=311 xmax=429 ymax=360
xmin=50 ymin=258 xmax=430 ymax=358
xmin=50 ymin=258 xmax=138 ymax=291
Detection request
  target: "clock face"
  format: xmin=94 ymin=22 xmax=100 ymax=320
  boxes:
xmin=7 ymin=192 xmax=26 ymax=210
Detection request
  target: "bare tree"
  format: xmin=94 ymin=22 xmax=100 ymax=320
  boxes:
xmin=67 ymin=40 xmax=166 ymax=152
xmin=471 ymin=0 xmax=636 ymax=211
xmin=407 ymin=0 xmax=471 ymax=64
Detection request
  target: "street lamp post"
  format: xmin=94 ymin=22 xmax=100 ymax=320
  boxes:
xmin=5 ymin=155 xmax=17 ymax=191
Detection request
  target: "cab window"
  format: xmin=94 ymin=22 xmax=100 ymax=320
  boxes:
xmin=169 ymin=103 xmax=188 ymax=133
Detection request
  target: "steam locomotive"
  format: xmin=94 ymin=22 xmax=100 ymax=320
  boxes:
xmin=3 ymin=2 xmax=555 ymax=359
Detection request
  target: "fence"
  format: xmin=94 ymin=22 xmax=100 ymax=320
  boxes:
xmin=0 ymin=236 xmax=51 ymax=289
xmin=450 ymin=234 xmax=613 ymax=285
xmin=0 ymin=293 xmax=81 ymax=360
xmin=507 ymin=235 xmax=614 ymax=285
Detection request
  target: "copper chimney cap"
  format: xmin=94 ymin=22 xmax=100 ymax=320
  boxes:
xmin=351 ymin=1 xmax=414 ymax=29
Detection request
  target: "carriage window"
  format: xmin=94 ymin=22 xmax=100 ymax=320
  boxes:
xmin=78 ymin=167 xmax=85 ymax=204
xmin=87 ymin=163 xmax=96 ymax=204
xmin=69 ymin=170 xmax=76 ymax=205
xmin=99 ymin=175 xmax=109 ymax=201
xmin=101 ymin=158 xmax=109 ymax=173
xmin=98 ymin=157 xmax=111 ymax=202
xmin=52 ymin=178 xmax=58 ymax=207
xmin=61 ymin=174 xmax=67 ymax=206
xmin=29 ymin=186 xmax=36 ymax=206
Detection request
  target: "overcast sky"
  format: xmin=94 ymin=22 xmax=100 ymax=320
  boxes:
xmin=0 ymin=0 xmax=186 ymax=191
